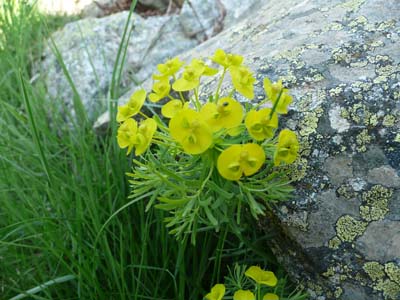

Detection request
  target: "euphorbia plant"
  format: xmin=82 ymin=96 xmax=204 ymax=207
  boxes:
xmin=116 ymin=49 xmax=299 ymax=243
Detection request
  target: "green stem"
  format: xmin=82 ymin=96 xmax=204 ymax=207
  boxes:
xmin=257 ymin=283 xmax=261 ymax=300
xmin=194 ymin=87 xmax=201 ymax=110
xmin=214 ymin=67 xmax=227 ymax=101
xmin=269 ymin=89 xmax=283 ymax=119
xmin=211 ymin=226 xmax=228 ymax=284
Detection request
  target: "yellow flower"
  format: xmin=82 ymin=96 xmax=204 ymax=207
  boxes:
xmin=245 ymin=108 xmax=278 ymax=141
xmin=263 ymin=293 xmax=279 ymax=300
xmin=205 ymin=284 xmax=225 ymax=300
xmin=169 ymin=108 xmax=212 ymax=154
xmin=161 ymin=99 xmax=185 ymax=118
xmin=149 ymin=79 xmax=170 ymax=102
xmin=217 ymin=144 xmax=265 ymax=181
xmin=245 ymin=266 xmax=278 ymax=287
xmin=153 ymin=57 xmax=184 ymax=79
xmin=191 ymin=58 xmax=218 ymax=76
xmin=263 ymin=78 xmax=292 ymax=114
xmin=116 ymin=105 xmax=136 ymax=123
xmin=274 ymin=129 xmax=299 ymax=166
xmin=116 ymin=89 xmax=146 ymax=122
xmin=172 ymin=66 xmax=202 ymax=91
xmin=117 ymin=118 xmax=138 ymax=155
xmin=211 ymin=49 xmax=243 ymax=68
xmin=230 ymin=66 xmax=255 ymax=99
xmin=233 ymin=290 xmax=255 ymax=300
xmin=200 ymin=97 xmax=243 ymax=132
xmin=134 ymin=118 xmax=157 ymax=156
xmin=117 ymin=118 xmax=157 ymax=156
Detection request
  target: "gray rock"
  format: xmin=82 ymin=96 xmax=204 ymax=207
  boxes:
xmin=37 ymin=11 xmax=197 ymax=119
xmin=178 ymin=0 xmax=262 ymax=40
xmin=95 ymin=0 xmax=400 ymax=298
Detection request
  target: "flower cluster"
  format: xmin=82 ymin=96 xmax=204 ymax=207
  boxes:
xmin=116 ymin=49 xmax=299 ymax=181
xmin=205 ymin=266 xmax=279 ymax=300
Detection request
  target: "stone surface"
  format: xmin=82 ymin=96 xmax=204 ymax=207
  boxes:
xmin=39 ymin=0 xmax=260 ymax=122
xmin=37 ymin=11 xmax=197 ymax=119
xmin=179 ymin=0 xmax=262 ymax=41
xmin=95 ymin=0 xmax=399 ymax=298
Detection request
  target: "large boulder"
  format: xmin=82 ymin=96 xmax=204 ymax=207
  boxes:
xmin=38 ymin=0 xmax=261 ymax=121
xmin=97 ymin=0 xmax=400 ymax=298
xmin=37 ymin=11 xmax=198 ymax=119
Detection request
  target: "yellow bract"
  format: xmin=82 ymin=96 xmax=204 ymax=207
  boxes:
xmin=134 ymin=118 xmax=157 ymax=156
xmin=117 ymin=118 xmax=156 ymax=156
xmin=245 ymin=266 xmax=278 ymax=287
xmin=230 ymin=66 xmax=255 ymax=99
xmin=205 ymin=284 xmax=225 ymax=300
xmin=245 ymin=108 xmax=278 ymax=141
xmin=200 ymin=97 xmax=243 ymax=132
xmin=263 ymin=78 xmax=292 ymax=114
xmin=116 ymin=89 xmax=146 ymax=122
xmin=117 ymin=118 xmax=138 ymax=155
xmin=211 ymin=49 xmax=243 ymax=68
xmin=172 ymin=66 xmax=202 ymax=91
xmin=153 ymin=57 xmax=184 ymax=79
xmin=217 ymin=144 xmax=265 ymax=181
xmin=263 ymin=293 xmax=279 ymax=300
xmin=233 ymin=290 xmax=255 ymax=300
xmin=169 ymin=108 xmax=212 ymax=154
xmin=116 ymin=105 xmax=136 ymax=123
xmin=274 ymin=129 xmax=299 ymax=166
xmin=191 ymin=58 xmax=218 ymax=76
xmin=161 ymin=99 xmax=184 ymax=118
xmin=149 ymin=79 xmax=170 ymax=102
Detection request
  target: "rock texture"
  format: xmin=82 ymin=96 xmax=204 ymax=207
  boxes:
xmin=96 ymin=0 xmax=399 ymax=298
xmin=39 ymin=0 xmax=261 ymax=120
xmin=37 ymin=11 xmax=197 ymax=119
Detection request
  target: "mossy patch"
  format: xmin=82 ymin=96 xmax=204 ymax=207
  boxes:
xmin=359 ymin=185 xmax=392 ymax=221
xmin=363 ymin=261 xmax=386 ymax=281
xmin=335 ymin=215 xmax=367 ymax=242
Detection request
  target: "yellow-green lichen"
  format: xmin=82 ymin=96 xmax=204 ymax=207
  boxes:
xmin=369 ymin=114 xmax=379 ymax=126
xmin=328 ymin=236 xmax=342 ymax=249
xmin=394 ymin=91 xmax=400 ymax=100
xmin=337 ymin=184 xmax=356 ymax=199
xmin=280 ymin=157 xmax=308 ymax=181
xmin=363 ymin=261 xmax=386 ymax=281
xmin=382 ymin=115 xmax=397 ymax=127
xmin=323 ymin=266 xmax=335 ymax=277
xmin=395 ymin=134 xmax=400 ymax=143
xmin=274 ymin=46 xmax=304 ymax=61
xmin=325 ymin=22 xmax=344 ymax=31
xmin=298 ymin=107 xmax=324 ymax=137
xmin=376 ymin=279 xmax=400 ymax=300
xmin=370 ymin=40 xmax=384 ymax=48
xmin=334 ymin=287 xmax=343 ymax=298
xmin=385 ymin=263 xmax=400 ymax=285
xmin=335 ymin=215 xmax=368 ymax=242
xmin=329 ymin=85 xmax=346 ymax=97
xmin=349 ymin=16 xmax=368 ymax=30
xmin=376 ymin=64 xmax=396 ymax=77
xmin=376 ymin=20 xmax=396 ymax=31
xmin=356 ymin=129 xmax=371 ymax=152
xmin=360 ymin=185 xmax=392 ymax=221
xmin=337 ymin=0 xmax=365 ymax=11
